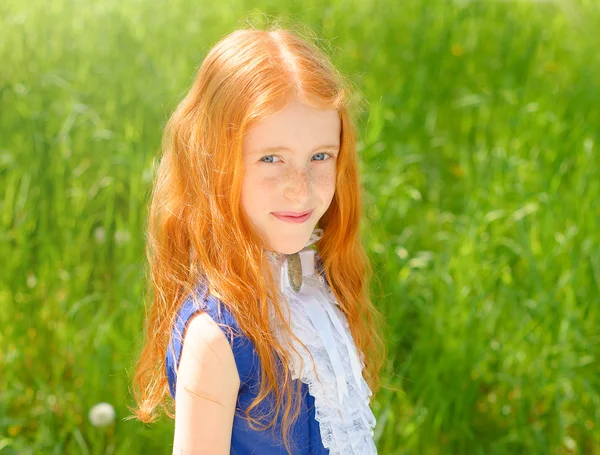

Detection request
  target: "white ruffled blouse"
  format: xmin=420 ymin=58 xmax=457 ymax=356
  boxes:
xmin=265 ymin=228 xmax=378 ymax=455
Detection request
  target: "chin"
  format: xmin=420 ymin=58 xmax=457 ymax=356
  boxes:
xmin=272 ymin=245 xmax=302 ymax=255
xmin=269 ymin=237 xmax=309 ymax=255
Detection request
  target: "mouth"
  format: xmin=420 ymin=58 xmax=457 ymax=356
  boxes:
xmin=272 ymin=209 xmax=313 ymax=217
xmin=271 ymin=209 xmax=314 ymax=224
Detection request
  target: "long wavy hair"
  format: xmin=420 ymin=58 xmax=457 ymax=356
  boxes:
xmin=128 ymin=23 xmax=387 ymax=454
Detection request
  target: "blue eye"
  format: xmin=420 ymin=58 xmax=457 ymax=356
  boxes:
xmin=259 ymin=155 xmax=281 ymax=163
xmin=313 ymin=152 xmax=329 ymax=161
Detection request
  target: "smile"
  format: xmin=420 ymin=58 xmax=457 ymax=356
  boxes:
xmin=271 ymin=209 xmax=314 ymax=224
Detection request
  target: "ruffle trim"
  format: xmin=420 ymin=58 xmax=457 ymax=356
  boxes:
xmin=266 ymin=230 xmax=377 ymax=454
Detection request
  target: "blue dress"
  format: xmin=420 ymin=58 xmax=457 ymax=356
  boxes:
xmin=165 ymin=280 xmax=330 ymax=455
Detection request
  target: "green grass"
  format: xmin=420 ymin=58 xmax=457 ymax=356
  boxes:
xmin=1 ymin=0 xmax=599 ymax=453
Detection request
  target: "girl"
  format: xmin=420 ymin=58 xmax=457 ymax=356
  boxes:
xmin=130 ymin=24 xmax=387 ymax=454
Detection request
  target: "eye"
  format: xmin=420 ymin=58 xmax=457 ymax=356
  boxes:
xmin=313 ymin=152 xmax=332 ymax=161
xmin=259 ymin=155 xmax=282 ymax=164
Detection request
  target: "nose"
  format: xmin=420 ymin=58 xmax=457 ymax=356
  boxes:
xmin=283 ymin=166 xmax=312 ymax=203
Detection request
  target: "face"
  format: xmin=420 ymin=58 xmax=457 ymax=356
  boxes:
xmin=241 ymin=97 xmax=341 ymax=255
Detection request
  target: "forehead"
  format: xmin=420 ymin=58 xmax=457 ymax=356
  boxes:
xmin=243 ymin=99 xmax=341 ymax=154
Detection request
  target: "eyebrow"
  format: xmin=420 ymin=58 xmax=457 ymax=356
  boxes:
xmin=253 ymin=145 xmax=340 ymax=156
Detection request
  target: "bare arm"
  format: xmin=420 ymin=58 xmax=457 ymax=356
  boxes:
xmin=173 ymin=312 xmax=241 ymax=454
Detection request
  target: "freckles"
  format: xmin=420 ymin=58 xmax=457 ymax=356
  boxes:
xmin=259 ymin=175 xmax=282 ymax=189
xmin=313 ymin=169 xmax=336 ymax=191
xmin=316 ymin=172 xmax=334 ymax=185
xmin=255 ymin=167 xmax=335 ymax=194
xmin=287 ymin=167 xmax=310 ymax=192
xmin=284 ymin=167 xmax=306 ymax=180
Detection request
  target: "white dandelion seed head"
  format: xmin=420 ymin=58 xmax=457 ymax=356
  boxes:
xmin=26 ymin=273 xmax=37 ymax=289
xmin=88 ymin=402 xmax=116 ymax=427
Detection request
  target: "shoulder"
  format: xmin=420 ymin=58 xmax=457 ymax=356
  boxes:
xmin=166 ymin=284 xmax=258 ymax=399
xmin=177 ymin=311 xmax=240 ymax=397
xmin=185 ymin=311 xmax=241 ymax=365
xmin=185 ymin=311 xmax=235 ymax=354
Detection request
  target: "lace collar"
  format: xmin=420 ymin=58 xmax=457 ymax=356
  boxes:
xmin=265 ymin=229 xmax=377 ymax=454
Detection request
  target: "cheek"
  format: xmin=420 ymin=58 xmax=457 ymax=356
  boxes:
xmin=241 ymin=170 xmax=282 ymax=210
xmin=257 ymin=175 xmax=283 ymax=195
xmin=313 ymin=167 xmax=336 ymax=198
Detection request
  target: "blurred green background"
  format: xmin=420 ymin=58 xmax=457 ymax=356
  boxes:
xmin=1 ymin=0 xmax=599 ymax=453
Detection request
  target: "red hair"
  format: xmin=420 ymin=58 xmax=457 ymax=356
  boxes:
xmin=128 ymin=23 xmax=387 ymax=454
